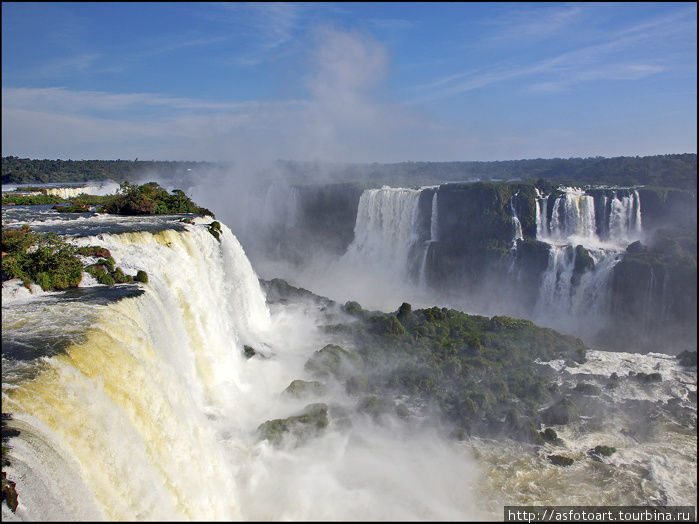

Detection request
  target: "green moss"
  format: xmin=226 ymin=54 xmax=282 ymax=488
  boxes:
xmin=257 ymin=403 xmax=329 ymax=446
xmin=304 ymin=344 xmax=358 ymax=380
xmin=283 ymin=380 xmax=326 ymax=398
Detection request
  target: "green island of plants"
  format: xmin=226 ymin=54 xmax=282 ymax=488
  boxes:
xmin=1 ymin=225 xmax=147 ymax=291
xmin=258 ymin=279 xmax=592 ymax=447
xmin=2 ymin=181 xmax=214 ymax=218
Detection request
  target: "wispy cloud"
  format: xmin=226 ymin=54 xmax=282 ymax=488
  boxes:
xmin=30 ymin=53 xmax=102 ymax=79
xmin=408 ymin=6 xmax=695 ymax=103
xmin=483 ymin=4 xmax=584 ymax=43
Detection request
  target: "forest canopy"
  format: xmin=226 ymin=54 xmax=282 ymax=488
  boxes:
xmin=2 ymin=154 xmax=696 ymax=190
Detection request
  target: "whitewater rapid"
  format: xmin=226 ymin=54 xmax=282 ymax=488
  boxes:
xmin=1 ymin=216 xmax=487 ymax=520
xmin=2 ymin=210 xmax=695 ymax=520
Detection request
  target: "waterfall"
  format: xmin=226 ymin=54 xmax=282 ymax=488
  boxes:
xmin=2 ymin=222 xmax=271 ymax=520
xmin=607 ymin=190 xmax=642 ymax=244
xmin=510 ymin=192 xmax=523 ymax=248
xmin=535 ymin=188 xmax=548 ymax=239
xmin=418 ymin=191 xmax=440 ymax=288
xmin=533 ymin=244 xmax=620 ymax=334
xmin=536 ymin=186 xmax=643 ymax=248
xmin=340 ymin=186 xmax=422 ymax=281
xmin=542 ymin=188 xmax=597 ymax=243
xmin=44 ymin=182 xmax=120 ymax=199
xmin=429 ymin=191 xmax=439 ymax=242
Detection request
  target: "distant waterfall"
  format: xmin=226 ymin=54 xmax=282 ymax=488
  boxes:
xmin=340 ymin=187 xmax=423 ymax=281
xmin=534 ymin=244 xmax=620 ymax=333
xmin=536 ymin=186 xmax=643 ymax=247
xmin=429 ymin=191 xmax=439 ymax=242
xmin=419 ymin=191 xmax=440 ymax=287
xmin=44 ymin=182 xmax=120 ymax=198
xmin=543 ymin=188 xmax=597 ymax=243
xmin=510 ymin=192 xmax=523 ymax=248
xmin=607 ymin=190 xmax=642 ymax=244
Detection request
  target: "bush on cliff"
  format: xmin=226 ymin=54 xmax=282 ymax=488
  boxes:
xmin=103 ymin=181 xmax=214 ymax=217
xmin=2 ymin=226 xmax=83 ymax=290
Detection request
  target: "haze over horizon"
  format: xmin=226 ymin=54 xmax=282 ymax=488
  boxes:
xmin=2 ymin=2 xmax=697 ymax=163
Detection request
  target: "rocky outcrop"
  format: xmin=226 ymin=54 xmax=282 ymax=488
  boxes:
xmin=257 ymin=403 xmax=329 ymax=446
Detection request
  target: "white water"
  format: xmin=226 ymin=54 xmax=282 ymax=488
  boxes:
xmin=536 ymin=187 xmax=643 ymax=249
xmin=510 ymin=193 xmax=523 ymax=248
xmin=2 ymin=210 xmax=695 ymax=520
xmin=532 ymin=186 xmax=644 ymax=333
xmin=1 ymin=217 xmax=489 ymax=520
xmin=43 ymin=182 xmax=120 ymax=199
xmin=339 ymin=186 xmax=422 ymax=283
xmin=533 ymin=245 xmax=620 ymax=335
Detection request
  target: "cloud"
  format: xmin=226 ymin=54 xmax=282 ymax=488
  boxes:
xmin=31 ymin=53 xmax=102 ymax=79
xmin=3 ymin=28 xmax=450 ymax=163
xmin=408 ymin=5 xmax=695 ymax=103
xmin=483 ymin=4 xmax=583 ymax=43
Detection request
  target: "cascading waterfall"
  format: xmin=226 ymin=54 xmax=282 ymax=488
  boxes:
xmin=607 ymin=189 xmax=642 ymax=244
xmin=2 ymin=222 xmax=272 ymax=520
xmin=532 ymin=186 xmax=644 ymax=333
xmin=543 ymin=188 xmax=597 ymax=243
xmin=533 ymin=245 xmax=619 ymax=333
xmin=536 ymin=187 xmax=643 ymax=247
xmin=340 ymin=186 xmax=422 ymax=281
xmin=510 ymin=192 xmax=523 ymax=248
xmin=44 ymin=182 xmax=120 ymax=199
xmin=418 ymin=191 xmax=439 ymax=288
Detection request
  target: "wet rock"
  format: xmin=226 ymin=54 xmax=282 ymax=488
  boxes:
xmin=304 ymin=344 xmax=358 ymax=381
xmin=541 ymin=398 xmax=579 ymax=426
xmin=243 ymin=345 xmax=257 ymax=359
xmin=540 ymin=427 xmax=563 ymax=444
xmin=282 ymin=380 xmax=326 ymax=399
xmin=588 ymin=445 xmax=616 ymax=458
xmin=607 ymin=372 xmax=621 ymax=389
xmin=547 ymin=454 xmax=574 ymax=467
xmin=629 ymin=371 xmax=662 ymax=383
xmin=1 ymin=472 xmax=18 ymax=513
xmin=574 ymin=382 xmax=602 ymax=396
xmin=504 ymin=409 xmax=544 ymax=445
xmin=257 ymin=403 xmax=329 ymax=446
xmin=677 ymin=350 xmax=697 ymax=367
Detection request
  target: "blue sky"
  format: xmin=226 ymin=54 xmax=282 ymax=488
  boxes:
xmin=2 ymin=2 xmax=696 ymax=162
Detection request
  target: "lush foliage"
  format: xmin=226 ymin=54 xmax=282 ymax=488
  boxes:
xmin=4 ymin=154 xmax=695 ymax=190
xmin=1 ymin=226 xmax=83 ymax=291
xmin=312 ymin=299 xmax=588 ymax=442
xmin=103 ymin=181 xmax=214 ymax=217
xmin=2 ymin=156 xmax=213 ymax=184
xmin=2 ymin=227 xmax=147 ymax=291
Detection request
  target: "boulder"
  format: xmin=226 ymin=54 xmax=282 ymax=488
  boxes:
xmin=1 ymin=472 xmax=18 ymax=513
xmin=304 ymin=344 xmax=358 ymax=381
xmin=541 ymin=398 xmax=579 ymax=426
xmin=573 ymin=382 xmax=602 ymax=396
xmin=547 ymin=454 xmax=574 ymax=467
xmin=282 ymin=380 xmax=326 ymax=399
xmin=257 ymin=403 xmax=329 ymax=446
xmin=588 ymin=445 xmax=616 ymax=458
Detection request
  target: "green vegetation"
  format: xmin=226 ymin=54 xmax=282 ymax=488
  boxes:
xmin=104 ymin=181 xmax=214 ymax=217
xmin=1 ymin=226 xmax=147 ymax=291
xmin=257 ymin=403 xmax=329 ymax=446
xmin=2 ymin=156 xmax=213 ymax=184
xmin=4 ymin=154 xmax=695 ymax=189
xmin=313 ymin=301 xmax=587 ymax=442
xmin=207 ymin=221 xmax=221 ymax=241
xmin=2 ymin=226 xmax=83 ymax=291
